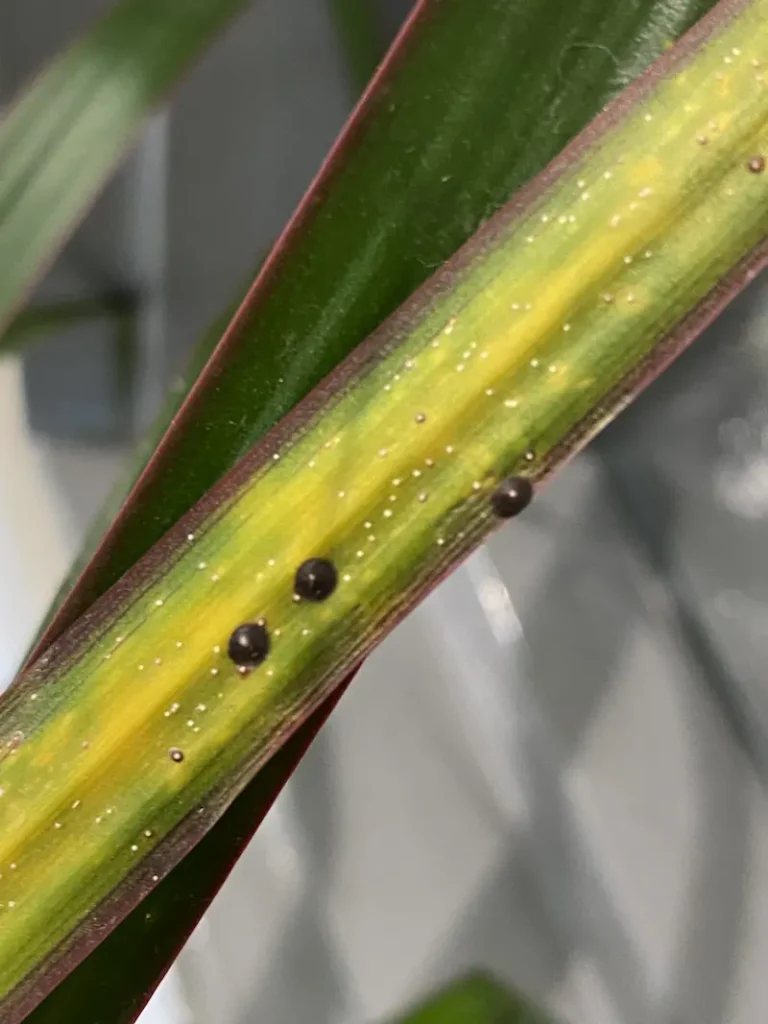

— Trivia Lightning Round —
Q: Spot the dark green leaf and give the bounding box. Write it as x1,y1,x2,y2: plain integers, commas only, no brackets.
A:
29,0,718,1019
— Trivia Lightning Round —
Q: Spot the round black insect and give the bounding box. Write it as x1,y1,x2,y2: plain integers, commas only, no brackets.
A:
294,557,338,602
228,621,270,667
490,476,534,519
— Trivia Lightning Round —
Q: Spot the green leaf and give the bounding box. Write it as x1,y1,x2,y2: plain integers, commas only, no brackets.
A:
0,0,249,337
0,295,134,356
36,0,719,651
23,681,349,1024
328,0,385,93
24,0,719,1019
5,0,767,1014
393,974,551,1023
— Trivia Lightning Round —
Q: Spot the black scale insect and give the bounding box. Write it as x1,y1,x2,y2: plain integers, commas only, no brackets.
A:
225,473,532,670
490,475,533,518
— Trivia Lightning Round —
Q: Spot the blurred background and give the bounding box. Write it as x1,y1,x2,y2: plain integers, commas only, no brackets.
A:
3,2,768,1022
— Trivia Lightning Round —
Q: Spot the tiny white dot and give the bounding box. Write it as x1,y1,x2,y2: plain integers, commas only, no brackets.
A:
581,191,590,201
301,628,310,637
211,668,219,676
445,445,454,454
187,533,195,542
485,388,495,396
383,509,393,518
638,187,652,198
342,574,352,582
272,453,280,462
505,399,518,409
154,658,162,666
197,562,207,570
154,599,164,608
549,364,558,374
210,574,220,583
72,800,80,809
456,363,465,372
54,822,62,829
176,641,183,649
268,559,276,567
472,482,482,491
212,645,220,654
131,845,139,852
610,214,621,227
643,113,653,122
530,358,539,368
562,323,571,332
379,449,388,458
357,550,365,558
338,490,346,499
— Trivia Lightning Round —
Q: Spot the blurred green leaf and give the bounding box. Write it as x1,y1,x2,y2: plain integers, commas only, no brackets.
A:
328,0,385,92
0,294,134,355
27,0,718,1019
393,974,551,1023
0,0,249,337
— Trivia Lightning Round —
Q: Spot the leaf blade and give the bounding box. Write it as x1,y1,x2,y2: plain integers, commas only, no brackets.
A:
4,0,768,1016
24,0,723,1019
0,0,249,337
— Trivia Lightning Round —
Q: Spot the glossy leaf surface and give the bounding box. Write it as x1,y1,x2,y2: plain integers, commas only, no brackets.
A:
26,0,721,1019
4,1,768,1015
